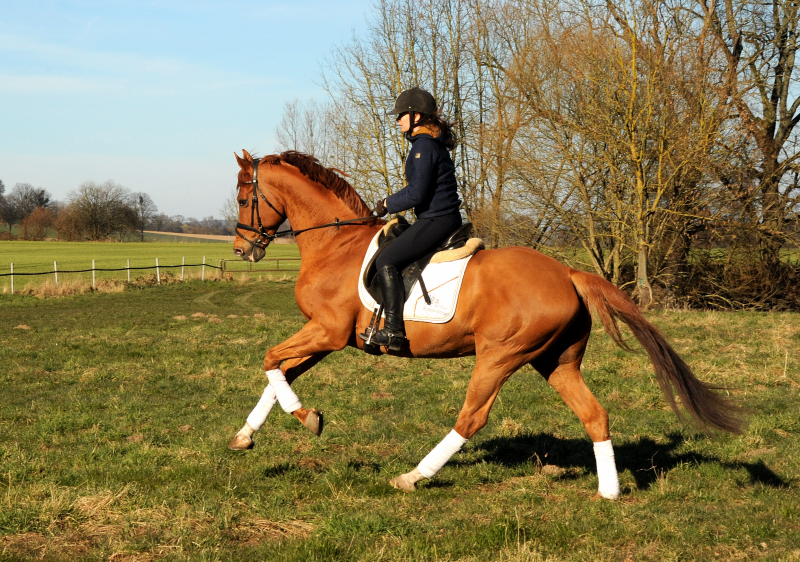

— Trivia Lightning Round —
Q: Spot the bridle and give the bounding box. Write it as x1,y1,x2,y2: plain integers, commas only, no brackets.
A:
235,158,286,250
235,158,377,250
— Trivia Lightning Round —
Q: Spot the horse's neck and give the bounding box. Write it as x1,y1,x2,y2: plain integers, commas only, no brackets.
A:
282,176,376,262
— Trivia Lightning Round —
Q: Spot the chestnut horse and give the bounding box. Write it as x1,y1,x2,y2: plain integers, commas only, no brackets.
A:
227,149,741,498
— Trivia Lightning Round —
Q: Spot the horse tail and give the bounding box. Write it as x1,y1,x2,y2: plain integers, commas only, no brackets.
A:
568,269,744,434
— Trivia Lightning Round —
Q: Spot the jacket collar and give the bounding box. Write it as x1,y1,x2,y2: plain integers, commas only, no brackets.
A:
406,125,440,143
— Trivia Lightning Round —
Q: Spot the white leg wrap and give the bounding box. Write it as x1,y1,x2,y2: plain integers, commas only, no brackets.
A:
593,440,621,499
245,385,278,431
417,430,468,479
266,369,302,413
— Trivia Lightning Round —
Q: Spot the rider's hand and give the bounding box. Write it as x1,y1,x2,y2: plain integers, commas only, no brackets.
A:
372,199,388,217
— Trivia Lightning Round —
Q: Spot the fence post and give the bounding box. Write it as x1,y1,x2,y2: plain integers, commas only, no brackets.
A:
156,258,161,284
220,260,225,278
92,259,96,289
181,256,185,281
54,261,58,288
10,263,13,294
202,256,206,280
127,259,131,283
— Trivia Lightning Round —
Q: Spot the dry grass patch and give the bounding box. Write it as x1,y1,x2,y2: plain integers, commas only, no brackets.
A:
225,518,315,544
73,486,130,519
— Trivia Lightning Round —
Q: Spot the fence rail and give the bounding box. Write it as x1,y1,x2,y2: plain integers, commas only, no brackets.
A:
1,257,301,294
218,258,301,274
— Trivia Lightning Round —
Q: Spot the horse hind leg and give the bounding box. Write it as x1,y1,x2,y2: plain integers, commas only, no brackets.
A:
390,350,521,492
540,359,620,499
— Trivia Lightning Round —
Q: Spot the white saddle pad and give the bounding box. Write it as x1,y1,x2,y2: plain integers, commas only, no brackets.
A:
358,229,475,324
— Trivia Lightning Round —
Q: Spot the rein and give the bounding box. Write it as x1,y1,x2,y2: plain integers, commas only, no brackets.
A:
235,157,375,250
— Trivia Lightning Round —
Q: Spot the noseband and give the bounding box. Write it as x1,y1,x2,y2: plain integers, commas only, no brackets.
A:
235,158,378,250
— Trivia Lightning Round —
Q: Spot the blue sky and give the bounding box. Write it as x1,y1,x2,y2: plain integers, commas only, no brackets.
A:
0,1,368,218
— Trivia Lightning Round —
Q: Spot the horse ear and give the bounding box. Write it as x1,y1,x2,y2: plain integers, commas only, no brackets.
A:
235,152,247,169
242,149,252,162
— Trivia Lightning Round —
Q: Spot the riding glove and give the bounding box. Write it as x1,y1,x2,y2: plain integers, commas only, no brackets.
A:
372,199,388,217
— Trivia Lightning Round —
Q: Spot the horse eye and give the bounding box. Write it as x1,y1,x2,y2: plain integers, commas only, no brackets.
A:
238,199,248,207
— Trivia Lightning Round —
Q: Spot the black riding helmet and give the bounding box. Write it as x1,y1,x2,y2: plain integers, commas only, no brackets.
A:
388,88,437,135
388,87,437,115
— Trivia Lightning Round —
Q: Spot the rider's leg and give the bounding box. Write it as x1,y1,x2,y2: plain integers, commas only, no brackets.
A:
362,212,462,350
363,264,406,349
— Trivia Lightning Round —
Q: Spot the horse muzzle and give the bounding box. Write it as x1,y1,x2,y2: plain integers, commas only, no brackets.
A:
233,244,266,263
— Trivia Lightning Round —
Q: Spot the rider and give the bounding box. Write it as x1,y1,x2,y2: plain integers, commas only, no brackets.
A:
359,87,462,351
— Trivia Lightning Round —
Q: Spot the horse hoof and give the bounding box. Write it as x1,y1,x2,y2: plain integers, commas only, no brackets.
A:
303,408,324,437
227,433,254,450
389,474,417,492
592,491,620,501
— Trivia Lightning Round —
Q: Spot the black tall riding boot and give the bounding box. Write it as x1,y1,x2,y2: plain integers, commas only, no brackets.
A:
360,265,407,351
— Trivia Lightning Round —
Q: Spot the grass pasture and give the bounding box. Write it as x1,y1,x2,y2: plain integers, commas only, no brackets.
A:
1,278,799,561
0,241,300,294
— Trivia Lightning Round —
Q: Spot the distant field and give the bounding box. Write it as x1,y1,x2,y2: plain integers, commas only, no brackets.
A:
0,241,300,292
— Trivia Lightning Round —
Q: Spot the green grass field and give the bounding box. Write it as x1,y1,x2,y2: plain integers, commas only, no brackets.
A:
1,277,799,560
0,241,300,293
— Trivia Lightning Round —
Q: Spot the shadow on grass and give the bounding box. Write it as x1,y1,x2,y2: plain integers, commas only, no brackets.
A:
466,432,790,490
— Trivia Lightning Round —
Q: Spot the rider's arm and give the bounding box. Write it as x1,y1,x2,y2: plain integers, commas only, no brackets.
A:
385,139,437,214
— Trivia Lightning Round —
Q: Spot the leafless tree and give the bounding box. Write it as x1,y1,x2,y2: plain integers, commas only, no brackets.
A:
130,192,158,242
62,181,135,241
2,183,52,231
699,0,800,273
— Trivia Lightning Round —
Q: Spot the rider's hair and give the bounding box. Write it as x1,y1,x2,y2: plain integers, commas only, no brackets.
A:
415,112,457,151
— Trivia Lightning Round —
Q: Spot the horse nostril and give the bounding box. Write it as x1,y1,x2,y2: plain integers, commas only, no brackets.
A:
233,248,243,256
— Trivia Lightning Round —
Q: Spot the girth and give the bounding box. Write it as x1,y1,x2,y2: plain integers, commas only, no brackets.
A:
362,217,475,306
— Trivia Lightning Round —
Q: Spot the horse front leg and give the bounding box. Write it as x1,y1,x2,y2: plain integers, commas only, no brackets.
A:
228,320,346,450
228,352,330,450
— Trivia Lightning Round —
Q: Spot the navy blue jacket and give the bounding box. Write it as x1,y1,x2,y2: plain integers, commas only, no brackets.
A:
385,128,462,218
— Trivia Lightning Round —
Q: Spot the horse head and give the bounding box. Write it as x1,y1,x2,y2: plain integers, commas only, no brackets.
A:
233,150,287,262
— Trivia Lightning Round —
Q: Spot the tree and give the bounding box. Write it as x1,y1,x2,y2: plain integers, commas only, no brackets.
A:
274,99,337,165
2,183,52,231
0,179,8,231
220,188,239,231
62,181,135,240
499,0,726,305
320,0,481,212
20,207,54,241
310,0,800,308
130,192,158,242
699,0,800,274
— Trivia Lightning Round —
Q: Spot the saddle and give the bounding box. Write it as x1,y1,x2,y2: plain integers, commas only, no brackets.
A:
362,216,479,307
